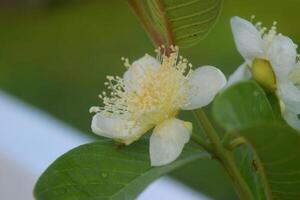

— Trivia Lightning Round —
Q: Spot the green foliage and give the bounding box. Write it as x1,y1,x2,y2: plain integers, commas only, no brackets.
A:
238,148,266,200
3,1,300,200
265,92,284,122
147,0,223,47
241,124,300,200
34,139,208,200
213,81,276,131
213,81,300,200
212,81,273,199
171,158,238,199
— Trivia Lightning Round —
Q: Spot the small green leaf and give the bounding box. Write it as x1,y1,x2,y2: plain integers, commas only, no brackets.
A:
266,91,283,122
213,81,276,131
147,0,223,47
238,147,266,200
34,139,208,200
241,124,300,200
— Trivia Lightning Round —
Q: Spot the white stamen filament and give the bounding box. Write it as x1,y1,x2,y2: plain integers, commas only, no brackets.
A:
91,46,192,125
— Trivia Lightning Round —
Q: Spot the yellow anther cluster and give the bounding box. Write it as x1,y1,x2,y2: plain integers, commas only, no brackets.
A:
91,46,192,126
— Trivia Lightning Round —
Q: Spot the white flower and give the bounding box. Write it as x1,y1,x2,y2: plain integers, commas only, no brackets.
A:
90,46,226,166
228,16,300,131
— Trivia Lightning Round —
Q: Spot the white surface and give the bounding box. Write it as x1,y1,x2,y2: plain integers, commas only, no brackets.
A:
0,91,210,200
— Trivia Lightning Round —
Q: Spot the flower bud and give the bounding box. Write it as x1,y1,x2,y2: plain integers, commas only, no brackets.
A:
251,58,277,91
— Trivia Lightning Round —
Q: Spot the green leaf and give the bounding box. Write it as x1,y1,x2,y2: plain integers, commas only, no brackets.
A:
34,139,208,200
147,0,223,47
240,124,300,200
266,91,284,122
238,147,266,200
213,81,276,131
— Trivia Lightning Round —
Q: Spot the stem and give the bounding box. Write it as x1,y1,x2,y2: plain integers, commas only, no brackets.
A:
220,151,254,200
128,0,164,47
193,110,219,147
191,133,212,153
153,0,175,47
194,109,254,200
228,137,247,150
128,1,252,198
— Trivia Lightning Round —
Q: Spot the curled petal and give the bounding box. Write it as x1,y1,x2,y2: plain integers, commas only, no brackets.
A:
277,80,300,114
226,63,251,87
123,54,160,92
231,16,264,61
181,66,227,110
269,35,297,78
150,118,192,166
91,113,150,145
288,64,300,85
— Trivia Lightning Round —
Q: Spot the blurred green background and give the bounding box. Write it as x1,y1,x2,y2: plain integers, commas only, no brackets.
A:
1,0,300,199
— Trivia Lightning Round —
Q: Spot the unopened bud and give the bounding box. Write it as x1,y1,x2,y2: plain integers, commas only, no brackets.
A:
251,58,277,91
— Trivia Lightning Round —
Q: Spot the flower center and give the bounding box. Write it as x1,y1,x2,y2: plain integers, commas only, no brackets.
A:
91,46,192,126
249,19,278,92
127,49,191,125
251,58,277,91
132,67,185,123
254,20,278,58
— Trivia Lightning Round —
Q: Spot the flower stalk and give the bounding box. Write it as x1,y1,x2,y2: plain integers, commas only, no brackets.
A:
193,109,254,200
191,133,212,153
227,137,247,150
127,2,255,198
128,0,164,47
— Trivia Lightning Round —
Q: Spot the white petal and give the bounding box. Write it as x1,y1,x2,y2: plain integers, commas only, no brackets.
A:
226,63,251,87
269,35,297,78
91,113,150,144
288,64,300,85
150,118,192,166
123,54,160,92
283,111,300,131
277,80,300,114
181,66,227,110
230,16,264,61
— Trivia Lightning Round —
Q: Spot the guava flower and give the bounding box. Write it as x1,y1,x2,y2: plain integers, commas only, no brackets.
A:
90,46,226,166
228,16,300,131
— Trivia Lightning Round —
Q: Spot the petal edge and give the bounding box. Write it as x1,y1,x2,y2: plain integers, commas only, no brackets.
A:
150,118,192,166
91,113,150,145
231,16,263,61
181,66,227,110
226,63,251,88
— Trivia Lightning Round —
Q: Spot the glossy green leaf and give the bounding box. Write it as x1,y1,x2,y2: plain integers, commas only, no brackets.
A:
266,91,284,122
241,124,300,200
34,139,208,200
213,81,276,131
147,0,223,47
238,147,266,200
